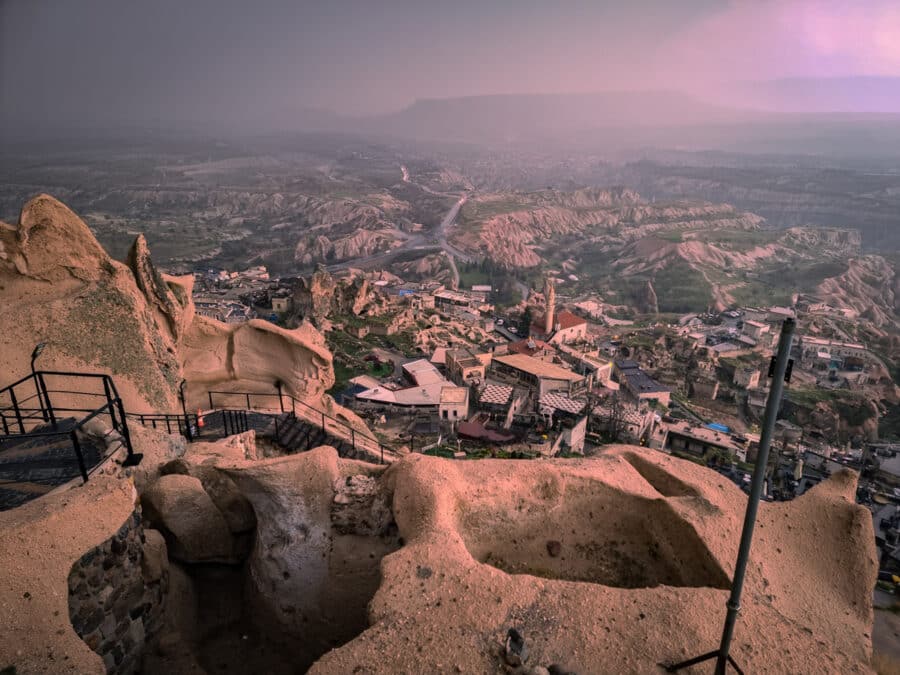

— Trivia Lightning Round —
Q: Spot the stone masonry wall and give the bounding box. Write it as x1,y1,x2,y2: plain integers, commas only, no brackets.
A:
68,509,168,674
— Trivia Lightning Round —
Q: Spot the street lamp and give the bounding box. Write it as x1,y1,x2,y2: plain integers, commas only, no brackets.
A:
31,342,49,423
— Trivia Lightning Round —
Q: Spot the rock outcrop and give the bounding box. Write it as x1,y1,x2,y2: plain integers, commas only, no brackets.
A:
179,316,337,407
0,422,880,674
141,474,240,564
125,233,193,344
138,439,877,674
0,195,184,411
310,447,876,673
291,269,378,325
0,195,360,428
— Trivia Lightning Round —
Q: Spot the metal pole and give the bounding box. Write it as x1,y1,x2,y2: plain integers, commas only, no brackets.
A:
118,399,141,467
31,347,48,423
9,389,24,434
715,318,795,674
180,380,192,442
71,432,89,483
37,373,56,427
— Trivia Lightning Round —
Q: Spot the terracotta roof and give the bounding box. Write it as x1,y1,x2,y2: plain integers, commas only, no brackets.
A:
534,310,586,331
508,338,553,357
555,311,587,329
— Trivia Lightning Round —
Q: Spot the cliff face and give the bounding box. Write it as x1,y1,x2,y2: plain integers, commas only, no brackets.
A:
817,255,899,332
0,195,183,411
0,194,344,417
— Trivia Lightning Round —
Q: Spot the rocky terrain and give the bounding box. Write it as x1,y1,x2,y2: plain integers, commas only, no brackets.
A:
0,431,880,674
448,186,900,318
290,270,382,325
0,194,364,431
0,139,454,273
452,187,763,269
0,192,887,675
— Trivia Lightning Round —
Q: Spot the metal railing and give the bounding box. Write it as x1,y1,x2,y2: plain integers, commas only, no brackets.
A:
207,389,390,464
126,411,197,437
220,410,249,436
0,370,142,482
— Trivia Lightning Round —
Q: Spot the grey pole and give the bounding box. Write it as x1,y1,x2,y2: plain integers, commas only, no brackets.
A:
664,317,796,674
715,317,795,674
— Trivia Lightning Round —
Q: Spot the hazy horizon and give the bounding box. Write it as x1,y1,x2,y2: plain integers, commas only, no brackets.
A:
3,0,900,139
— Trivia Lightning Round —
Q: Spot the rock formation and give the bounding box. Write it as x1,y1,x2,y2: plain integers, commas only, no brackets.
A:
0,417,880,674
0,195,183,411
0,195,357,423
291,269,378,325
452,188,762,269
311,447,876,673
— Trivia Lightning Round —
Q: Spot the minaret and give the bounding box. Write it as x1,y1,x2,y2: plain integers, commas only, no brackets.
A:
544,275,555,335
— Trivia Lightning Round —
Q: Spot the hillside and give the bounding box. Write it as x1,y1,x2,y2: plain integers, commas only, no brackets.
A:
451,187,898,318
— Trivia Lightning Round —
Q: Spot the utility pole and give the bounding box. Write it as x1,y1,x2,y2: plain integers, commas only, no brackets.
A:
666,318,796,675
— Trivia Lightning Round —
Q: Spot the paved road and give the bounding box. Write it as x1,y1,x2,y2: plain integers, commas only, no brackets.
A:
437,195,467,288
327,165,470,287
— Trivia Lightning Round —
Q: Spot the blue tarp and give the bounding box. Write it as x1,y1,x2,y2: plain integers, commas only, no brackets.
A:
706,423,731,433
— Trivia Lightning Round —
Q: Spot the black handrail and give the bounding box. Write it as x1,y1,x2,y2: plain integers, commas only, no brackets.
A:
206,389,390,463
126,411,197,437
0,371,142,484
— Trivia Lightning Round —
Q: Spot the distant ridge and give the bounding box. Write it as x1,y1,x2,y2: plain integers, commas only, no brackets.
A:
355,90,761,142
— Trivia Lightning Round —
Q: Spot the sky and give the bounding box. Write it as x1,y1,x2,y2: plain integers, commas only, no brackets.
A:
2,0,900,136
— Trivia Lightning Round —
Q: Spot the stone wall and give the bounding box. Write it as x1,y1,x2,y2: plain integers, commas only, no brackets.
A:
68,510,168,674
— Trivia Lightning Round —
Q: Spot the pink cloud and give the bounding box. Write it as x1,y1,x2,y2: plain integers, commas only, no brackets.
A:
659,0,900,84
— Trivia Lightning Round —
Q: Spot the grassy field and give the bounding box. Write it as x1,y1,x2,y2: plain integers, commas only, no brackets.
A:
651,260,714,313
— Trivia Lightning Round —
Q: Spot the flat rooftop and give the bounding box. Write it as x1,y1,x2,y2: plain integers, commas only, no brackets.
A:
356,382,445,406
621,369,669,394
479,383,513,406
402,359,446,386
493,354,584,382
448,349,483,369
440,386,469,405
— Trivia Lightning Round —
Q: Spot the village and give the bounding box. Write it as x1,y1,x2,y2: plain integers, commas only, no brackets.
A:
185,262,899,494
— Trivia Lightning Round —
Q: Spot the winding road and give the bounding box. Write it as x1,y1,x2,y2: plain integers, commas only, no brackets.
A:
326,165,470,288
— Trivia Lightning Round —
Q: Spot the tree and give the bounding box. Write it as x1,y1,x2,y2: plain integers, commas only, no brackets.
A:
520,306,534,335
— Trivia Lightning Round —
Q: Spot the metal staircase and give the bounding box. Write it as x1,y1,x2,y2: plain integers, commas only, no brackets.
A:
0,373,393,512
0,371,141,511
